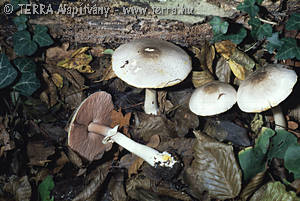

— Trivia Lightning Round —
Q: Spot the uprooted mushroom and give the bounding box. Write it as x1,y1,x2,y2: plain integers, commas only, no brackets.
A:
68,91,178,168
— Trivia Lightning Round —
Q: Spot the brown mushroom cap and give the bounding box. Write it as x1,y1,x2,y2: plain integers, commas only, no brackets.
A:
68,91,114,161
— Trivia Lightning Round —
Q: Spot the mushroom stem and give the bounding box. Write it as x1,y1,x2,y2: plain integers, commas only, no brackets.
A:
272,106,286,130
88,123,176,167
144,88,159,115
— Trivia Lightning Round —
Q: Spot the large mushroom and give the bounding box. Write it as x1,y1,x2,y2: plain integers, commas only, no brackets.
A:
112,38,192,115
237,64,298,130
189,81,237,116
68,91,177,167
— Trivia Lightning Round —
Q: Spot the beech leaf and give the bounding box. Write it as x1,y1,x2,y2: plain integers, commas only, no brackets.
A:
190,131,242,199
250,182,300,201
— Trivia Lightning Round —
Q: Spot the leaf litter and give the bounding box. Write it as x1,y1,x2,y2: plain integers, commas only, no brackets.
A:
0,4,300,201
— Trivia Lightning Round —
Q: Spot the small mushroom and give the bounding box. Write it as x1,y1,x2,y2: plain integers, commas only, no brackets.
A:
189,81,237,116
112,38,192,115
237,64,298,130
68,91,178,167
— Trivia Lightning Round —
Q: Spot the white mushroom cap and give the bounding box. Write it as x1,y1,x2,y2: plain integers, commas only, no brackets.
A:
112,38,192,88
189,81,237,116
237,64,298,113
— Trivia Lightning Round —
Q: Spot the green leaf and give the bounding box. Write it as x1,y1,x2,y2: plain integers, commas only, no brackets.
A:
286,13,300,31
255,127,275,154
209,16,229,35
276,38,300,60
10,0,28,11
13,57,36,73
249,18,272,40
0,54,18,89
13,58,40,96
268,129,297,160
256,0,264,5
237,0,259,17
225,28,247,44
38,175,55,201
103,49,114,55
266,32,284,53
13,15,27,31
284,143,300,179
13,30,37,56
238,127,275,181
33,25,54,47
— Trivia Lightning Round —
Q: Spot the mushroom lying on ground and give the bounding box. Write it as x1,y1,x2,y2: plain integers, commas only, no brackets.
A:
237,64,298,130
68,91,178,168
189,81,237,116
112,38,192,115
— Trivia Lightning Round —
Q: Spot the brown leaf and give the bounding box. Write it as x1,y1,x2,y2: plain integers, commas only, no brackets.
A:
42,69,58,107
110,108,131,135
240,171,266,201
157,91,174,114
46,42,72,66
215,57,231,83
202,42,215,73
27,141,55,166
127,175,193,201
72,162,111,201
289,105,300,121
3,176,31,201
187,131,242,199
288,120,298,130
98,63,116,81
192,71,215,88
90,45,105,57
0,118,15,155
53,151,69,174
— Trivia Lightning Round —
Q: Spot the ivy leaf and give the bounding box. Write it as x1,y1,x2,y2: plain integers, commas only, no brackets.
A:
249,18,272,40
209,16,229,35
286,13,300,31
225,28,247,44
276,38,300,60
284,143,300,179
13,15,27,31
237,0,259,17
13,57,36,73
13,58,40,96
239,127,275,181
38,175,55,201
266,32,284,53
267,129,297,160
0,54,17,89
10,0,28,11
33,25,54,47
13,30,37,56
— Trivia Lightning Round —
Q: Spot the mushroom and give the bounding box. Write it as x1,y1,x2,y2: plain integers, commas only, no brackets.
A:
68,91,177,167
237,64,298,130
189,81,237,116
112,38,192,115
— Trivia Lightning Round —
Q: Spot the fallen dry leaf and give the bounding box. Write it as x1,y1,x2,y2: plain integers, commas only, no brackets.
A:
90,45,106,57
51,73,64,88
0,117,15,156
215,57,231,83
111,108,131,135
57,47,94,73
157,91,174,114
98,63,116,82
3,176,31,201
288,120,298,130
46,42,71,66
27,141,55,166
192,71,214,88
215,40,255,80
53,151,69,174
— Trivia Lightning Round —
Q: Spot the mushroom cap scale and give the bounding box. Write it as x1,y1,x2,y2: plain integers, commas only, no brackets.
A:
112,38,192,88
237,64,298,113
68,91,114,161
189,81,237,116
